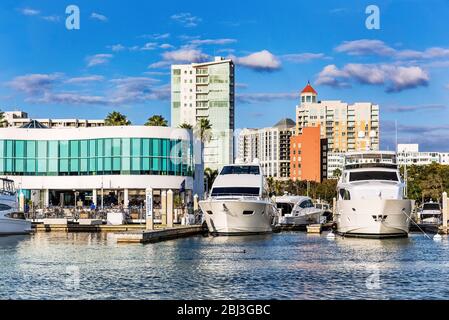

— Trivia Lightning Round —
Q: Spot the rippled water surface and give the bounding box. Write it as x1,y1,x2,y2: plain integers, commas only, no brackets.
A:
1,232,449,300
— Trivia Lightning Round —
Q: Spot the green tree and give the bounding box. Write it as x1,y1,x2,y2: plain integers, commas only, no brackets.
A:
204,168,218,193
145,115,168,127
333,168,342,179
179,123,193,130
104,111,131,126
194,118,212,143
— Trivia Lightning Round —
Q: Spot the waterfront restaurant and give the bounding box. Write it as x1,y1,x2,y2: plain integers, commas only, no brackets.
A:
0,121,203,211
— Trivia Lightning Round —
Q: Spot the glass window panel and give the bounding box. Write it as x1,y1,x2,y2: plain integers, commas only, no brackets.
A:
89,140,96,157
131,139,141,157
121,157,130,172
59,141,68,158
70,140,79,157
15,141,25,157
37,159,46,173
48,159,58,173
59,159,69,173
104,157,112,171
131,157,141,171
153,139,160,156
37,141,47,158
80,140,88,157
6,141,13,158
112,157,121,171
80,159,88,173
142,157,150,171
142,139,150,156
112,139,121,157
122,138,131,157
48,141,58,158
104,139,112,157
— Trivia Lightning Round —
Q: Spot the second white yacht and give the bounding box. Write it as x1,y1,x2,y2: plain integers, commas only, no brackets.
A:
335,151,412,238
199,160,278,235
0,178,32,235
275,195,323,227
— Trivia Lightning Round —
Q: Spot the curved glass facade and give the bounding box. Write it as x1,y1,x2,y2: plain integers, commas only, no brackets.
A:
0,138,193,177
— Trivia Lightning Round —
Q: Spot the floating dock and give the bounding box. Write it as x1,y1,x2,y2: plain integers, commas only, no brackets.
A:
33,222,147,233
114,225,206,244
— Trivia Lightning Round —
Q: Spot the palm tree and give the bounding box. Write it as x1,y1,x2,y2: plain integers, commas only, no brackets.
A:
0,110,6,128
145,115,168,127
104,111,131,126
204,168,218,194
179,123,193,130
194,118,212,143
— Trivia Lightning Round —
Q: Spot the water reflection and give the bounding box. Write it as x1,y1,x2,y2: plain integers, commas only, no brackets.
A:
0,232,448,299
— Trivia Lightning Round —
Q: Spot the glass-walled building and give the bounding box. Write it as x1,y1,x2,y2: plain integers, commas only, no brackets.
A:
0,125,203,209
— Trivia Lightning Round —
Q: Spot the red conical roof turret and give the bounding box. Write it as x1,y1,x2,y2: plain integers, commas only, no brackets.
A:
301,81,317,94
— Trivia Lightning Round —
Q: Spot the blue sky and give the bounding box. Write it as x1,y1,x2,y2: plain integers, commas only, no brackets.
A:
1,0,449,151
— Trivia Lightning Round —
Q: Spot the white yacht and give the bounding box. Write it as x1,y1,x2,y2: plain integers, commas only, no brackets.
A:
0,178,32,235
335,151,412,238
199,160,278,235
418,201,442,225
275,195,323,227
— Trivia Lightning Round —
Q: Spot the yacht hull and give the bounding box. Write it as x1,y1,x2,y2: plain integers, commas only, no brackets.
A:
0,217,32,235
279,210,322,226
199,199,275,235
336,199,412,238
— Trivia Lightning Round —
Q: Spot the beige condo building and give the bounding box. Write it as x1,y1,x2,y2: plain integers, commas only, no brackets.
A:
295,83,380,152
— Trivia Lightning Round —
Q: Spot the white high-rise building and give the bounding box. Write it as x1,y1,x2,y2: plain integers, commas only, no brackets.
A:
238,119,295,180
296,83,380,152
171,57,235,171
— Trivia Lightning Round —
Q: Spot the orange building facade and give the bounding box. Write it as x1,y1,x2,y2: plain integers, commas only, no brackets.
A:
290,126,328,183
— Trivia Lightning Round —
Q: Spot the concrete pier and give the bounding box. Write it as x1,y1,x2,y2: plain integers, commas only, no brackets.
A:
114,225,205,244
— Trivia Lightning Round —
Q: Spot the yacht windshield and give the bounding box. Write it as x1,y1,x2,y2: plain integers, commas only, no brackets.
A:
423,203,440,211
220,166,260,175
349,171,398,182
211,187,260,197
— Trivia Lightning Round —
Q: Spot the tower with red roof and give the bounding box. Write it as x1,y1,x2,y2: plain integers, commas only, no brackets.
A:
300,81,317,105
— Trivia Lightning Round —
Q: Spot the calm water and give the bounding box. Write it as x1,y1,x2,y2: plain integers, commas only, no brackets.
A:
1,231,449,300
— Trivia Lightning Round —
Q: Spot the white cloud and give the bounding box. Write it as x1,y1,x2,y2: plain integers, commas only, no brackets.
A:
9,73,61,95
386,104,447,113
65,75,105,84
237,92,297,103
160,43,175,49
9,73,169,106
230,50,281,71
90,12,108,22
109,44,126,52
189,38,237,46
42,15,60,22
140,33,171,40
282,52,329,63
20,8,40,16
336,39,449,61
171,12,201,27
86,54,113,67
335,39,396,56
316,63,429,92
162,48,209,63
140,42,158,51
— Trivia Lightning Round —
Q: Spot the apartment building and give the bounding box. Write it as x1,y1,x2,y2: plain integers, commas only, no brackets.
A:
171,57,235,171
296,83,380,152
238,118,295,180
